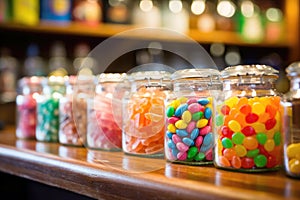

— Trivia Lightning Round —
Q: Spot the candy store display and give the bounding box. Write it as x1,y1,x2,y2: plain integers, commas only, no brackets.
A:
36,75,66,142
282,62,300,178
214,65,283,172
165,69,222,165
122,71,172,157
16,76,44,139
87,73,127,151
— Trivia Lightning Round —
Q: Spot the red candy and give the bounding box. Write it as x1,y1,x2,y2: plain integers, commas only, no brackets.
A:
265,118,276,130
221,105,230,115
241,157,255,169
241,126,256,136
245,113,259,123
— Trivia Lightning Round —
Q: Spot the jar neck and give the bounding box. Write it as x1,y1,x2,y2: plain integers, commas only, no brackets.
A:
289,77,300,91
131,79,171,92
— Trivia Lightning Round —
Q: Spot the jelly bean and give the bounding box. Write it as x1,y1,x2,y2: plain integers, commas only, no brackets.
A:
232,132,245,145
175,129,188,137
200,125,211,136
243,136,258,150
186,121,196,133
166,131,173,139
241,157,255,169
170,99,180,109
195,135,204,147
254,154,267,168
167,140,176,149
231,156,242,169
256,133,267,145
247,149,259,157
252,122,266,133
241,126,256,136
190,128,199,140
252,102,265,115
289,159,300,174
188,103,202,113
195,152,205,161
233,113,247,127
264,139,275,152
205,149,213,161
203,133,213,147
187,98,198,105
265,118,276,130
274,131,281,146
176,142,189,152
183,137,194,146
198,98,209,105
182,110,192,123
258,113,270,123
228,120,241,132
192,112,203,121
167,124,176,133
166,106,175,117
172,134,181,144
215,115,224,126
177,151,187,160
204,107,212,119
236,97,248,108
225,96,239,108
258,144,269,157
178,97,188,103
266,130,275,139
266,155,277,168
222,137,233,148
266,105,277,118
221,126,234,138
168,116,180,124
229,108,239,117
187,146,198,159
234,144,247,157
196,119,208,128
223,148,236,160
174,104,188,117
221,105,230,115
172,148,179,157
246,113,259,124
218,156,231,167
240,104,251,115
175,120,188,129
287,143,300,158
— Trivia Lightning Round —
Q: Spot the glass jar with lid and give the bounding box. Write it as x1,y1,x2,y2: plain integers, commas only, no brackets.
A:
282,62,300,178
87,73,128,151
214,65,282,172
36,75,67,142
122,70,172,157
16,76,44,139
165,68,222,165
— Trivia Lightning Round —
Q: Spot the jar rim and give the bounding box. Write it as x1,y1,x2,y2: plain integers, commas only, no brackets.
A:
128,70,171,81
171,68,220,80
98,73,127,83
221,64,279,78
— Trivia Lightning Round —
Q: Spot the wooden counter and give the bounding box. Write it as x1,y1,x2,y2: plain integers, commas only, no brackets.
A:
0,126,299,200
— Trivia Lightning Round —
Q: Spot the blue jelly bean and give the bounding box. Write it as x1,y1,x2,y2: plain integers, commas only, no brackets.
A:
204,107,212,119
190,128,199,140
183,137,194,146
176,129,188,137
172,148,179,157
198,98,209,105
166,131,173,139
202,132,213,146
200,143,213,152
167,140,176,149
174,104,188,117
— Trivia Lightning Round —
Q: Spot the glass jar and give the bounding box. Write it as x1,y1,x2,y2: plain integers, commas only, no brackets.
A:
214,65,282,172
165,68,222,165
87,73,127,151
16,76,44,139
122,70,171,157
36,75,66,142
282,62,300,178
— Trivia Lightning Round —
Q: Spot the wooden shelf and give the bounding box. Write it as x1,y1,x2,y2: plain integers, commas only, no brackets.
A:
0,22,291,48
0,126,299,200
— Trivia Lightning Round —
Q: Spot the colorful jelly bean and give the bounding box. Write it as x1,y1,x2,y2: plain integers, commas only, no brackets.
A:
215,96,282,171
165,96,214,164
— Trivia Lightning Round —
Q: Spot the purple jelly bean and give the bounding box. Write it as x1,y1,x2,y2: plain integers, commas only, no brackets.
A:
200,125,211,135
176,142,189,152
187,98,198,105
172,134,181,144
186,121,196,133
195,135,203,147
168,116,180,124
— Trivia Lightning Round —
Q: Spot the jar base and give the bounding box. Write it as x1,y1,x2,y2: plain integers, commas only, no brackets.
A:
167,160,214,166
214,165,282,173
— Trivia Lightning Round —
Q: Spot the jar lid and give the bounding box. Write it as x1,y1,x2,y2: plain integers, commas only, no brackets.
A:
171,68,220,80
128,71,171,81
221,64,279,78
286,62,300,77
98,73,127,82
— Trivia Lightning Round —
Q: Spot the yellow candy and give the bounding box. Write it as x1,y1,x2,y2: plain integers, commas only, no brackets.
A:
175,120,188,129
259,97,271,107
197,119,208,128
264,139,275,152
266,130,275,139
225,96,239,108
178,97,188,103
234,144,247,157
252,122,266,133
289,159,300,174
170,99,181,109
167,124,176,133
182,110,192,124
252,102,265,115
287,143,300,159
228,120,241,132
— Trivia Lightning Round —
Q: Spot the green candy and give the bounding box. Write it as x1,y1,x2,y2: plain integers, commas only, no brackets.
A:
256,133,267,145
247,149,259,158
222,137,233,148
215,115,224,126
166,106,175,117
232,132,245,145
192,111,203,121
274,131,281,146
187,146,198,159
194,152,205,161
254,154,267,168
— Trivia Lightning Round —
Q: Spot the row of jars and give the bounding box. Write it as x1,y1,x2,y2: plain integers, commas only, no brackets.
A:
15,63,300,178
